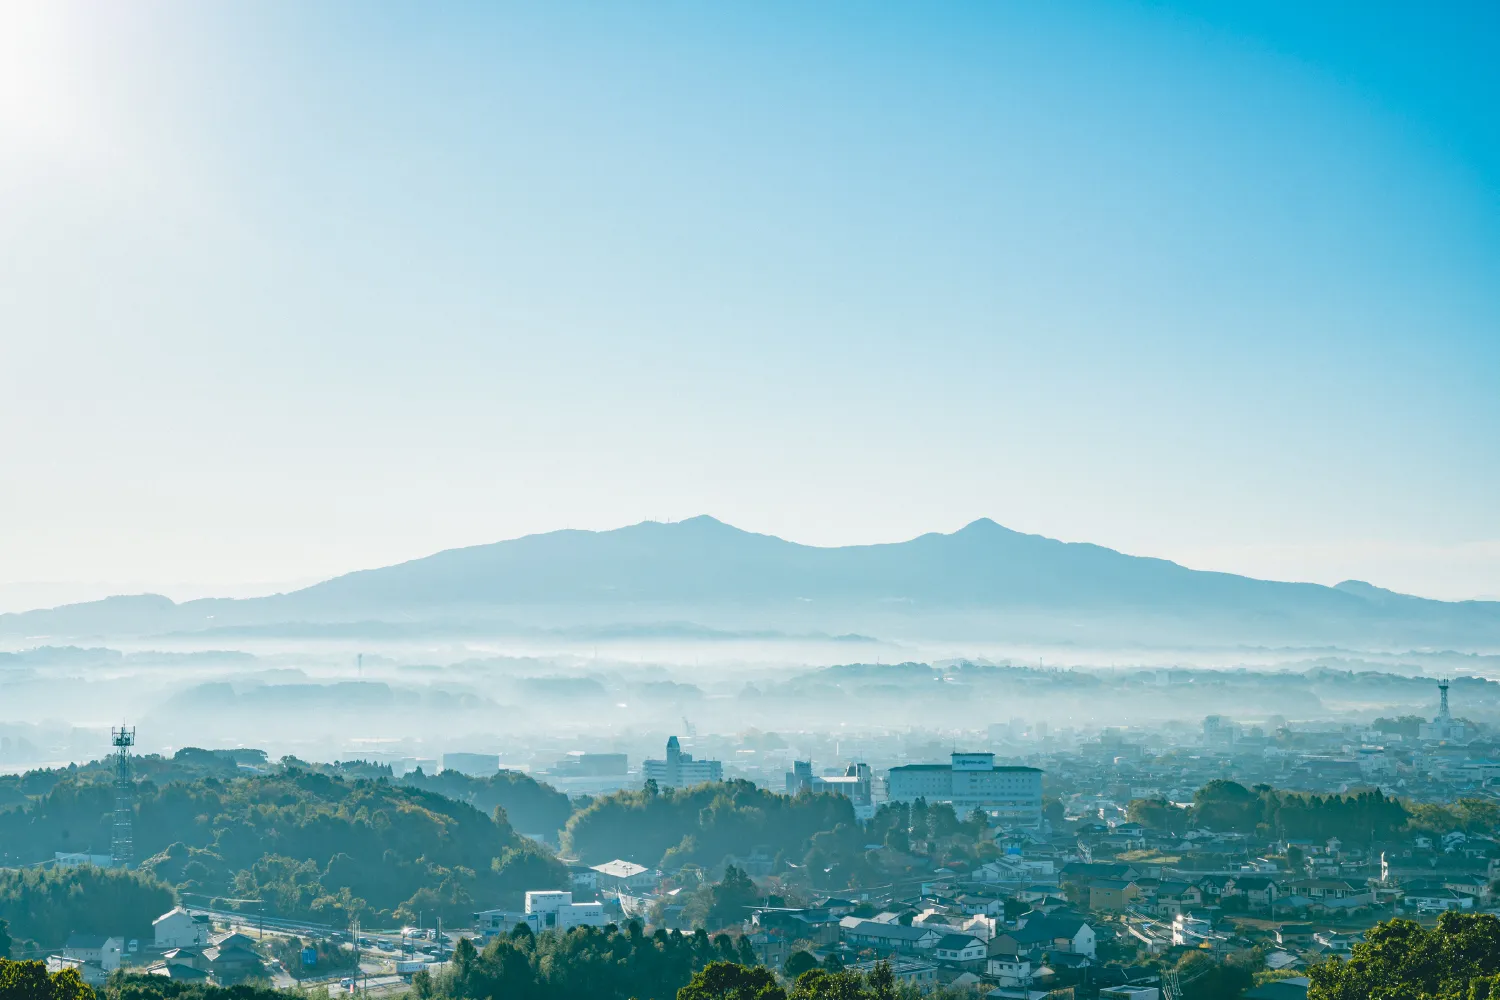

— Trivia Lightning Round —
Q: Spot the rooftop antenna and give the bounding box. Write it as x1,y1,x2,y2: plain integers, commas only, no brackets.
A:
111,725,136,868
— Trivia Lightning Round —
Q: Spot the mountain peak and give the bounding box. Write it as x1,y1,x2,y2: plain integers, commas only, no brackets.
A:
4,517,1496,646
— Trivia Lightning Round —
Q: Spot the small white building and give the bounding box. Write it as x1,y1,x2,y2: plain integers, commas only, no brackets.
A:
934,934,987,964
154,907,211,950
53,852,115,869
48,956,110,988
986,954,1032,987
525,891,605,930
1100,988,1160,1000
474,891,605,938
55,933,123,983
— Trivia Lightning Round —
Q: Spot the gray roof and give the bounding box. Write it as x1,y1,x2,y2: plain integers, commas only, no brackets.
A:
935,934,984,950
842,919,939,942
64,933,118,950
1245,978,1309,1000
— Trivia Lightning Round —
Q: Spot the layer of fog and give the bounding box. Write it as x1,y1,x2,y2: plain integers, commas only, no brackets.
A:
4,628,1496,779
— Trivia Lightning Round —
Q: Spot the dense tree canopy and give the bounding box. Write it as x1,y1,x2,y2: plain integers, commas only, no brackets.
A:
0,960,94,1000
562,781,855,870
677,962,785,1000
680,867,762,933
0,868,174,950
103,976,292,1000
1126,798,1189,834
0,764,565,928
400,770,574,840
416,922,753,1000
1309,913,1500,1000
1174,952,1255,1000
1130,782,1414,841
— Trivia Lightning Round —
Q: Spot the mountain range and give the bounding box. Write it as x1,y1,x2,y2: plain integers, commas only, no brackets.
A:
3,516,1498,648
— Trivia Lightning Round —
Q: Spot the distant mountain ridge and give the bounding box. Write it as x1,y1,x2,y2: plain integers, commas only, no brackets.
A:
3,516,1498,646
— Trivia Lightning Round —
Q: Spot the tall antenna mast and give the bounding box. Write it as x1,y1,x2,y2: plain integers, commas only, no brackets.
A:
111,725,136,868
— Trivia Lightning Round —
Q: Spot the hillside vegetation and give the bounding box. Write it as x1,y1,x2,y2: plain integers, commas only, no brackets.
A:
0,755,566,928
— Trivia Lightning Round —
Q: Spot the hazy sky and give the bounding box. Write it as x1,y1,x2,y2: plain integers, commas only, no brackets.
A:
2,2,1498,610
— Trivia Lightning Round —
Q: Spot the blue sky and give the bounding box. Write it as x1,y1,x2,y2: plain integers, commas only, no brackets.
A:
0,1,1496,607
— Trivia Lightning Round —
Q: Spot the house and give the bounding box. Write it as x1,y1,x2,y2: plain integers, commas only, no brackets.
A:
1196,875,1232,901
1284,879,1373,909
1032,914,1096,959
154,907,211,949
934,934,987,966
1442,874,1491,902
957,894,1006,917
1152,882,1202,916
62,934,123,972
986,954,1032,987
47,956,109,988
1264,951,1306,973
753,907,842,946
146,961,212,983
206,933,266,984
978,856,1057,883
590,859,661,893
743,930,791,969
1089,880,1141,912
992,914,1096,960
1311,932,1354,959
160,946,210,971
838,917,943,954
1226,877,1279,909
1401,884,1475,912
1275,924,1313,948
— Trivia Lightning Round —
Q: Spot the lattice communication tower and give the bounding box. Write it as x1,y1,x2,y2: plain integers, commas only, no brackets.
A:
111,726,135,868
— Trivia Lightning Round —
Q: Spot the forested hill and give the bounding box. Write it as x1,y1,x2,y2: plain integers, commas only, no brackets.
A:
5,517,1499,646
0,754,568,929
